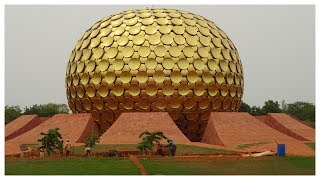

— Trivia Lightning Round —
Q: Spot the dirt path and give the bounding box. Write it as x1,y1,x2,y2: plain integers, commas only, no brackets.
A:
129,156,147,175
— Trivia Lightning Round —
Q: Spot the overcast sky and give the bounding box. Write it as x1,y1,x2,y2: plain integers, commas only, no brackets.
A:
5,5,315,109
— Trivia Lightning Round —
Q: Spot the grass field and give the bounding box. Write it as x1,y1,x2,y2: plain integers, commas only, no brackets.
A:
140,156,315,175
5,157,140,175
5,156,315,175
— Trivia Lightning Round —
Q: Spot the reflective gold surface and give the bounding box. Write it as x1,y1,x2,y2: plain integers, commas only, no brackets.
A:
66,8,244,141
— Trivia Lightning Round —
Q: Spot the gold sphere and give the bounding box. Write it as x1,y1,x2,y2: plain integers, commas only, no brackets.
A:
65,8,244,141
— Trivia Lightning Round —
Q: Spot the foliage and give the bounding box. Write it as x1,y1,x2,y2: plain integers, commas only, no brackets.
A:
238,102,251,112
37,128,63,156
24,103,69,117
262,100,282,114
250,106,265,116
85,134,100,148
137,131,168,153
282,101,315,122
5,105,22,124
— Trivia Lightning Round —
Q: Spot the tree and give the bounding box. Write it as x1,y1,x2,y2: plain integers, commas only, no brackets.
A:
238,102,251,113
250,106,265,116
5,105,22,124
262,100,282,114
24,103,69,117
85,133,100,148
38,128,63,156
283,101,315,122
137,131,168,154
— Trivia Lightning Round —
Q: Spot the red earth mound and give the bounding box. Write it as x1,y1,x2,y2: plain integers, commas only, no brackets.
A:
6,113,99,155
98,112,191,144
202,112,314,156
5,115,50,141
259,113,315,142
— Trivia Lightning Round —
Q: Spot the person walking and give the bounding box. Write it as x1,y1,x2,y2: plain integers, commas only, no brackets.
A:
65,139,72,157
167,139,176,156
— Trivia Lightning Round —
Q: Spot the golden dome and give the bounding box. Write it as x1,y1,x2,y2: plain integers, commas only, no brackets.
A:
65,8,244,141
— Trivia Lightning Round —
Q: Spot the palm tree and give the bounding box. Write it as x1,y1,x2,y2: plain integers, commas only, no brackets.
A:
137,131,168,154
38,128,63,156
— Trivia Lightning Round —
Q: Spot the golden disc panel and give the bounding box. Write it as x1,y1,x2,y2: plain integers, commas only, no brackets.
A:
112,84,124,96
98,85,109,97
97,59,109,71
216,72,225,84
86,85,96,97
123,98,134,109
92,72,102,84
66,8,244,142
183,46,194,58
212,97,222,109
145,58,157,69
76,86,85,98
112,59,124,70
120,71,132,83
128,84,140,96
128,58,141,70
139,98,151,109
136,71,148,83
170,71,182,83
106,97,118,110
105,72,116,83
208,84,219,96
199,98,210,109
117,36,129,46
177,59,189,69
145,84,158,96
220,84,229,97
162,84,174,96
122,47,134,57
162,58,174,69
101,110,114,122
183,98,196,109
154,46,167,57
154,71,166,83
202,72,213,83
194,59,205,70
178,84,190,96
148,35,161,45
169,46,181,57
223,98,232,110
194,84,205,96
93,98,104,110
155,97,167,109
187,71,198,83
138,46,151,57
170,97,181,108
82,98,92,110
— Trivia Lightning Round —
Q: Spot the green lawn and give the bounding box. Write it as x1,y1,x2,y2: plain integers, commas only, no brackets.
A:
237,142,269,149
6,155,315,175
5,157,140,175
140,156,315,175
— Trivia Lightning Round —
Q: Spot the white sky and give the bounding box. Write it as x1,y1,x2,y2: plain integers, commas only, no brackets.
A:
5,5,315,108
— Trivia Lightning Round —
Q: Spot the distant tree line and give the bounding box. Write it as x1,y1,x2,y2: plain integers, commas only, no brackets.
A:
239,100,315,122
5,103,69,124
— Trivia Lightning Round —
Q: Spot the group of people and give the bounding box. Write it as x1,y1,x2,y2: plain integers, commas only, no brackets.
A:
59,139,72,157
156,139,177,156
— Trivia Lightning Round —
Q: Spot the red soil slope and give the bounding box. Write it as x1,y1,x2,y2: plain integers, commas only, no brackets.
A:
202,112,314,156
6,113,99,148
99,112,190,144
265,113,315,142
6,115,38,137
6,116,50,141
